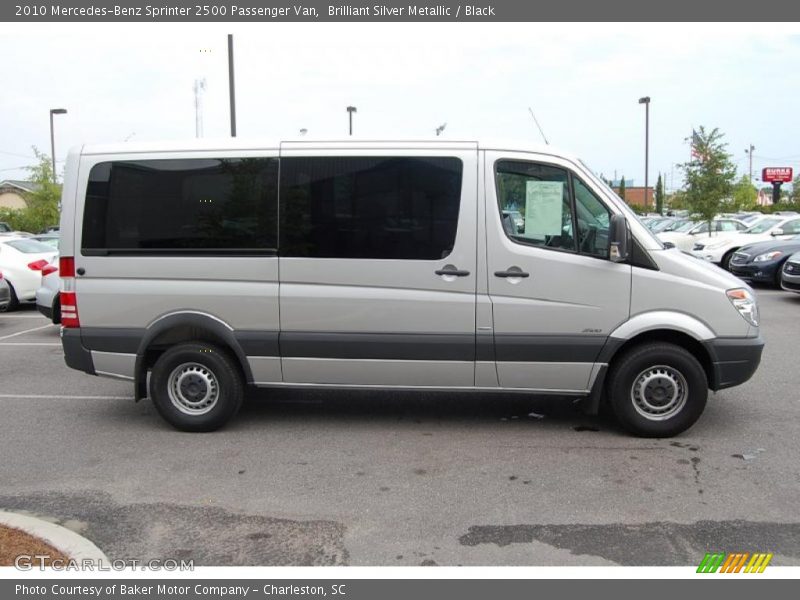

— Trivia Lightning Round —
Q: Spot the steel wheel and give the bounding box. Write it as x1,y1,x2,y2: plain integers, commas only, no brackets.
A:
630,365,688,421
167,362,220,416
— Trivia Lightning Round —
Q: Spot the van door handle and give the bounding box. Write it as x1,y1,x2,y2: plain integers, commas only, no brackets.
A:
435,265,470,277
494,268,530,278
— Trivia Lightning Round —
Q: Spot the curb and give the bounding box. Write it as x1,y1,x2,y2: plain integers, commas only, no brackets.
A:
0,510,108,563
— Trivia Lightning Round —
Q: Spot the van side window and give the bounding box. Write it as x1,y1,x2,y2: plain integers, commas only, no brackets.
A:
572,177,611,258
279,157,462,259
82,158,278,253
495,161,612,259
495,161,576,252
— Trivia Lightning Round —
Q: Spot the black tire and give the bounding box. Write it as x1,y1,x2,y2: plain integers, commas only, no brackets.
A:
5,282,19,311
720,250,736,271
52,294,61,324
606,342,708,438
774,262,786,288
149,342,243,432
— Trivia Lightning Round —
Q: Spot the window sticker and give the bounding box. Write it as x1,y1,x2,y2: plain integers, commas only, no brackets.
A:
525,181,563,238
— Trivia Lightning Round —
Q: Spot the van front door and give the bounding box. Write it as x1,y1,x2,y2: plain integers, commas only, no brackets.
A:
278,143,478,387
485,152,632,392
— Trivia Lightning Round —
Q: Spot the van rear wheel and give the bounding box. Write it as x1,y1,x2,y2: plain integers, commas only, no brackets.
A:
607,342,707,437
149,342,243,432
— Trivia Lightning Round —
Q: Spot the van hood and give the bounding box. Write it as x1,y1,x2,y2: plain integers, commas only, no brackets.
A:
651,247,750,291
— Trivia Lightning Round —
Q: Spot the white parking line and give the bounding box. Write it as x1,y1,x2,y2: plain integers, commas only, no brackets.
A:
0,315,49,319
0,324,56,340
0,394,132,400
0,343,61,346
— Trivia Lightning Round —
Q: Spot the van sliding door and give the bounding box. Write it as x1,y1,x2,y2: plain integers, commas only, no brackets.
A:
277,142,479,387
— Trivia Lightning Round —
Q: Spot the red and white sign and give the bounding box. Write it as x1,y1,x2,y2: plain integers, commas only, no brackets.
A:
762,167,793,183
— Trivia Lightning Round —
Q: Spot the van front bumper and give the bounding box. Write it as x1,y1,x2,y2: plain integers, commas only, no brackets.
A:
61,327,95,375
704,335,764,391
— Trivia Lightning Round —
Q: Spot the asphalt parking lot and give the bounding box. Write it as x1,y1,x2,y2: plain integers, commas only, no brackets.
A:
1,289,799,567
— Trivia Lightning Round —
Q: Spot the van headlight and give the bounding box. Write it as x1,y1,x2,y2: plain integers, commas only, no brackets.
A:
726,288,759,327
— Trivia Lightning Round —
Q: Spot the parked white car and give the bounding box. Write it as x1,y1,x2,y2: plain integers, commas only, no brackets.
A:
690,215,800,270
36,267,61,323
657,218,748,252
0,237,58,310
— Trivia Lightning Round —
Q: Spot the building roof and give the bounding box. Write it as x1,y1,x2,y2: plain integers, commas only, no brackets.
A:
0,180,39,193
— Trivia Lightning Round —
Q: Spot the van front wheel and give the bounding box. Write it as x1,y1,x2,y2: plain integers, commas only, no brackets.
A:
607,343,707,437
149,342,243,432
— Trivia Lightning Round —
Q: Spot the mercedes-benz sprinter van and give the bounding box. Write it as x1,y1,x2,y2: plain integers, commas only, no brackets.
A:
58,139,764,437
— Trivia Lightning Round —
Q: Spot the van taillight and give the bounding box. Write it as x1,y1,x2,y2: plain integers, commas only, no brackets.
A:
59,257,75,277
59,256,79,328
60,291,80,328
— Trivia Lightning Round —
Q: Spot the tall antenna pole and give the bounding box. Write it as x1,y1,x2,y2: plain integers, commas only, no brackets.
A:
528,107,549,145
228,34,237,137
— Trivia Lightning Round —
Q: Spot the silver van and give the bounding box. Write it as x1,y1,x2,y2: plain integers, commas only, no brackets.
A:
58,139,763,436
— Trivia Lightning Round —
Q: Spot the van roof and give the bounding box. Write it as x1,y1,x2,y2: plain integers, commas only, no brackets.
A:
76,138,579,160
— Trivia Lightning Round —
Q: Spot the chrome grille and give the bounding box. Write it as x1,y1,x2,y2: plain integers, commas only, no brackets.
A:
730,252,749,265
784,261,800,274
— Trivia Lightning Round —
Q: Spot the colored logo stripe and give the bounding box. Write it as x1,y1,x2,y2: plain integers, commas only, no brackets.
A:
697,553,726,573
745,553,773,573
697,552,772,573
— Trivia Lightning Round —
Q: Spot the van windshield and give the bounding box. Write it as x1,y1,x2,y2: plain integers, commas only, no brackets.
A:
579,162,664,248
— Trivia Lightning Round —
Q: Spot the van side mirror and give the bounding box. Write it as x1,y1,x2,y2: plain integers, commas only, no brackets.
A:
609,214,630,262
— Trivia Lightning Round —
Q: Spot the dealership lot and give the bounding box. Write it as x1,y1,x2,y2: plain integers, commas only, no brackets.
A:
1,289,799,566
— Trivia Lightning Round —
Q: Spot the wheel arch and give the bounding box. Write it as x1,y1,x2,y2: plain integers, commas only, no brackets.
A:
583,314,717,415
602,329,714,388
133,312,253,400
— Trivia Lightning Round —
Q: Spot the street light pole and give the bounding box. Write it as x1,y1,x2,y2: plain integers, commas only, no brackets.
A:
228,34,237,137
638,97,651,211
346,106,357,136
49,108,67,183
745,144,755,182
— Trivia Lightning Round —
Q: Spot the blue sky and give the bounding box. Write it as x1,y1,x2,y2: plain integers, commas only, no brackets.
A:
1,24,798,191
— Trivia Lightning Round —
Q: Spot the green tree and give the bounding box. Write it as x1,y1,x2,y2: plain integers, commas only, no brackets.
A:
655,173,664,215
2,148,62,234
680,127,736,235
618,176,626,202
791,175,800,203
730,175,757,212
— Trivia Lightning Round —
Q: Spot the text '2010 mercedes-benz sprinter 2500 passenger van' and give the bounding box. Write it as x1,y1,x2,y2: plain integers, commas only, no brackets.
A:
58,139,764,437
